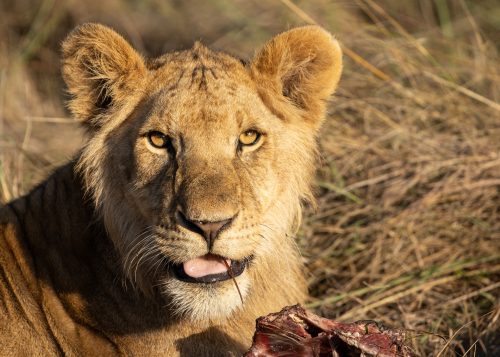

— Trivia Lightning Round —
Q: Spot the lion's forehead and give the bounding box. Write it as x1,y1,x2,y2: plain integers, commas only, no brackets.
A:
144,53,268,136
149,43,252,94
145,91,258,141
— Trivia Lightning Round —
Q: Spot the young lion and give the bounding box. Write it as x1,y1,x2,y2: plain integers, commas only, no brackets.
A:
0,24,342,356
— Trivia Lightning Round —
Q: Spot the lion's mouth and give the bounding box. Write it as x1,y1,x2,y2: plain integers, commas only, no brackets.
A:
173,253,247,283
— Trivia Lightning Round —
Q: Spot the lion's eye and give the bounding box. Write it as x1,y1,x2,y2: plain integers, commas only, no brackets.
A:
239,130,261,146
147,131,169,149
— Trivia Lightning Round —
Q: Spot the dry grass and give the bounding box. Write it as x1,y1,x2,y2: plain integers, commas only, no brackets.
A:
1,0,499,355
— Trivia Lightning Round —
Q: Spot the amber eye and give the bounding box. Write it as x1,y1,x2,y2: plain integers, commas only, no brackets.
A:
147,131,169,149
239,130,261,146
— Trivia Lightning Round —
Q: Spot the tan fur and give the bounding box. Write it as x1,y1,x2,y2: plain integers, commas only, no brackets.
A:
0,23,342,356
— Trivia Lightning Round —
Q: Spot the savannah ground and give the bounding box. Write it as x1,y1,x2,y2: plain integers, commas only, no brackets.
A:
0,0,498,355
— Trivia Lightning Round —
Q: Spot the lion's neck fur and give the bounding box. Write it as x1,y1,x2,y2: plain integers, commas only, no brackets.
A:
0,160,307,355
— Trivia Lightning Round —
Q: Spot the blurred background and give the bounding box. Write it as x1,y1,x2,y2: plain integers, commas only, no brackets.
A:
0,0,499,355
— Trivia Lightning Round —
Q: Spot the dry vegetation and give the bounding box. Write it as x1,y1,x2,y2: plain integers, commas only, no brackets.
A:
0,0,499,355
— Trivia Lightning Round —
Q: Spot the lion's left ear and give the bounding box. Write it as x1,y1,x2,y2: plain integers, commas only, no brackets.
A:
250,26,342,129
62,23,146,129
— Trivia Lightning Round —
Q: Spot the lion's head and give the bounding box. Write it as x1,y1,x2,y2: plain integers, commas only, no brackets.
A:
62,23,342,322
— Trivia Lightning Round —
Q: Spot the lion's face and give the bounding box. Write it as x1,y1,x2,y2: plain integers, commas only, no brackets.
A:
111,53,301,319
62,24,342,321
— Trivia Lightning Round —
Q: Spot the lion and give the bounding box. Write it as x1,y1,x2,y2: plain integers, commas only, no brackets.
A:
0,23,342,356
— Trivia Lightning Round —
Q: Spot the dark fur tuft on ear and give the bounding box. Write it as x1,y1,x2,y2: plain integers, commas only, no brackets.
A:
251,26,342,129
61,23,146,128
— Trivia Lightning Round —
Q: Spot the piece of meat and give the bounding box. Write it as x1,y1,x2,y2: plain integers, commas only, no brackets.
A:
244,305,419,357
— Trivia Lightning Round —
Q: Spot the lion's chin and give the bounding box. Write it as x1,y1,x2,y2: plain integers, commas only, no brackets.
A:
161,272,250,322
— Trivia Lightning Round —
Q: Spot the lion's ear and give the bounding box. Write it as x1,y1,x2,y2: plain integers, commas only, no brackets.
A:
251,26,342,129
62,23,146,128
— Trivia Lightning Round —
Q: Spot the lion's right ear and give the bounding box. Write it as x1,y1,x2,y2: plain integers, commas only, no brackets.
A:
250,26,342,130
62,23,146,128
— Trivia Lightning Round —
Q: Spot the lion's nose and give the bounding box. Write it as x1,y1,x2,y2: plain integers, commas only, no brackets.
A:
193,219,232,244
177,211,234,248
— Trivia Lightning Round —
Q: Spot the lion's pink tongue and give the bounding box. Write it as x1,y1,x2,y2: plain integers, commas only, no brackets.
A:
183,254,230,278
